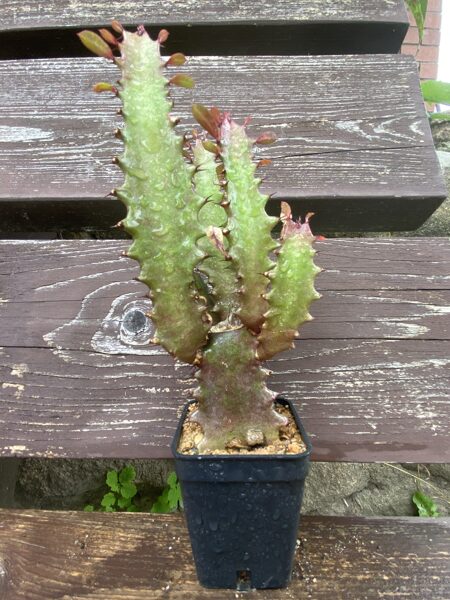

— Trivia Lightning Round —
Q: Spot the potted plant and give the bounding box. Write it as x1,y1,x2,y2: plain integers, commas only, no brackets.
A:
79,23,321,590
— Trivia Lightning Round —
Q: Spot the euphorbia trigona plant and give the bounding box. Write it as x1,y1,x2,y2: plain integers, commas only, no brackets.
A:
78,23,321,453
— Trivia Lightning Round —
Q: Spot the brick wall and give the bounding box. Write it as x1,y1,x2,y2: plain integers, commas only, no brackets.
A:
401,0,442,80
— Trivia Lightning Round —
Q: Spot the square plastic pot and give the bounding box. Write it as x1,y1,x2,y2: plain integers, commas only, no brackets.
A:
171,397,312,589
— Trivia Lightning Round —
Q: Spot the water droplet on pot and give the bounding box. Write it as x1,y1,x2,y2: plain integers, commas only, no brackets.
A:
243,552,250,561
194,515,202,525
209,519,218,531
273,508,281,520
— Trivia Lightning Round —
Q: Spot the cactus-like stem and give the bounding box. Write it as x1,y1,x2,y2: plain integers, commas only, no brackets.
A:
220,116,278,333
193,140,240,323
113,28,211,363
257,203,321,361
80,27,322,453
191,328,287,451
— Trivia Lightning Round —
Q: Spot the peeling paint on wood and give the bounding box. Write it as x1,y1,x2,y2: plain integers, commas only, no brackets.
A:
0,511,448,599
0,239,449,461
0,55,444,232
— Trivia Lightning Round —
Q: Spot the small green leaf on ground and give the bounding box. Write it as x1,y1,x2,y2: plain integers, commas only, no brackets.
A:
106,470,120,492
412,491,439,517
150,471,183,513
117,496,132,509
84,504,95,512
101,492,117,508
120,481,138,499
119,466,136,484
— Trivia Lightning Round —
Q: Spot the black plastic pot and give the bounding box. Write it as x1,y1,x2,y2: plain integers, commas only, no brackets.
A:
171,397,312,590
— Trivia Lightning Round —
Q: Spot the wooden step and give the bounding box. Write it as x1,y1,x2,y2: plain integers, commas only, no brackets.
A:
0,510,448,598
1,238,449,462
0,55,444,233
0,1,408,58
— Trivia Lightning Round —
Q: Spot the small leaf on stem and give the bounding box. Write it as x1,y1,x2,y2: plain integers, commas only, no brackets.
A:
257,158,272,168
166,52,187,66
192,104,220,140
77,30,114,59
157,29,170,44
169,74,195,88
255,131,277,145
98,28,118,46
92,82,117,93
111,20,124,33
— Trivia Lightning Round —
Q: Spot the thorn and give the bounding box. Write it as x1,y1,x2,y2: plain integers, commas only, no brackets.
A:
137,24,146,37
114,128,122,139
112,220,123,228
150,337,160,345
170,116,181,126
220,200,230,207
116,108,123,115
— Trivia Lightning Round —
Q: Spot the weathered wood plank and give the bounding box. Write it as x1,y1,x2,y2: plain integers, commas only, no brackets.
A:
0,239,449,462
0,55,445,232
0,1,408,58
0,511,448,599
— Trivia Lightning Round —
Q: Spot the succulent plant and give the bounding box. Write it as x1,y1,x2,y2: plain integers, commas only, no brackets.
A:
79,24,321,452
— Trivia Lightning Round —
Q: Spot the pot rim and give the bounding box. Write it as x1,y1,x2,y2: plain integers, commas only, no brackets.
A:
171,396,312,462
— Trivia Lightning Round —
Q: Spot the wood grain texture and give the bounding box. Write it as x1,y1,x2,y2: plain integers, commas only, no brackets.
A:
0,1,408,58
0,511,448,599
0,239,449,462
0,55,445,233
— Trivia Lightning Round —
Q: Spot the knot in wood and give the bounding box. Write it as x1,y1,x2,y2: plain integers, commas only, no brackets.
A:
122,308,148,336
